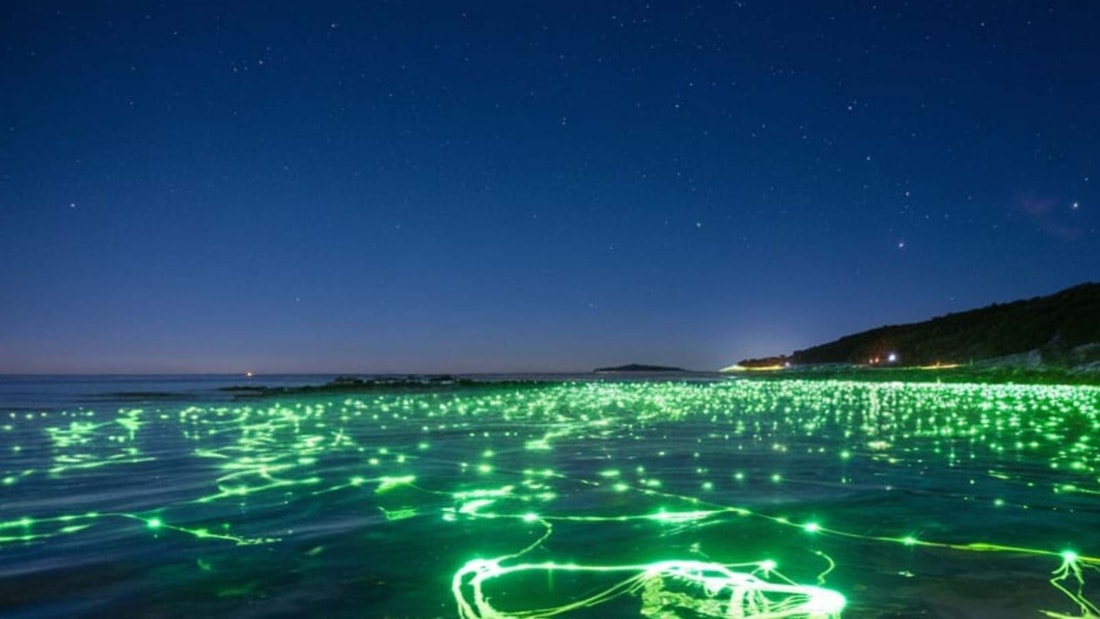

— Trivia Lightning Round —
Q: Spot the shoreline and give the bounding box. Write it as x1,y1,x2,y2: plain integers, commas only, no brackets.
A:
217,365,1100,399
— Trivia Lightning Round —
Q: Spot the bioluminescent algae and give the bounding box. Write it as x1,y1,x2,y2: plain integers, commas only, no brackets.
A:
3,380,1098,617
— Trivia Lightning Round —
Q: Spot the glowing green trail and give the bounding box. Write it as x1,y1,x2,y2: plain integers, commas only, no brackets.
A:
2,379,1099,616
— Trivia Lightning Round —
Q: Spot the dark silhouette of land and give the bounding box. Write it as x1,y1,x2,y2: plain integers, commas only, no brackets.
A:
738,282,1100,372
593,363,689,373
220,375,542,398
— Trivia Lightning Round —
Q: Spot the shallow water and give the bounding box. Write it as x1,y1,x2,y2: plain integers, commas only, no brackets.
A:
1,376,1098,618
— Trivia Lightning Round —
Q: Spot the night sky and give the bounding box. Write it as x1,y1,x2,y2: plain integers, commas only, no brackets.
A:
2,2,1097,374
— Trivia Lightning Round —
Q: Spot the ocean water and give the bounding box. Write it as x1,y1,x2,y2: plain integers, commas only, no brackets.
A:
1,375,1099,618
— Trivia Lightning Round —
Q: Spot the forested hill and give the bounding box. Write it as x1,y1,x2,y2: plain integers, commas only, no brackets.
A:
777,283,1100,367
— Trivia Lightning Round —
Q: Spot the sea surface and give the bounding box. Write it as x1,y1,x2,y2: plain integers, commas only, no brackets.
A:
2,374,1099,618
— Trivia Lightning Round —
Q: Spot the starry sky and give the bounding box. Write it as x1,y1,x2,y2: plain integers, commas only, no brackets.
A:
1,1,1097,374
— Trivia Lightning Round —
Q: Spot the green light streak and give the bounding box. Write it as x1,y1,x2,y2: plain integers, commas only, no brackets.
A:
0,511,274,546
453,556,845,619
3,379,1099,616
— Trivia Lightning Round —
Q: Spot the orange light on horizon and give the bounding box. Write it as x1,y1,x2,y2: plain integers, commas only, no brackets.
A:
916,362,962,370
721,364,787,373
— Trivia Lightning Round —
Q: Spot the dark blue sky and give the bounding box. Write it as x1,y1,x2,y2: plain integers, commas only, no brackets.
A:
2,1,1097,373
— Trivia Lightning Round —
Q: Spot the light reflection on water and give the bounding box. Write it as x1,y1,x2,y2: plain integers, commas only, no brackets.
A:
1,377,1098,618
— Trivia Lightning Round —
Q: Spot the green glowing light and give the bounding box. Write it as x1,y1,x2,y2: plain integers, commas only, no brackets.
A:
453,557,844,619
376,475,415,493
380,507,417,521
4,378,1100,616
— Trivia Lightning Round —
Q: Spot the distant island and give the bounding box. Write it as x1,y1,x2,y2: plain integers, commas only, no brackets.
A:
730,282,1100,374
220,375,546,398
593,363,689,373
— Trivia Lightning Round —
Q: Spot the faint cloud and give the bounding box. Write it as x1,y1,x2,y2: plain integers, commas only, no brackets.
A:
1014,193,1083,240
